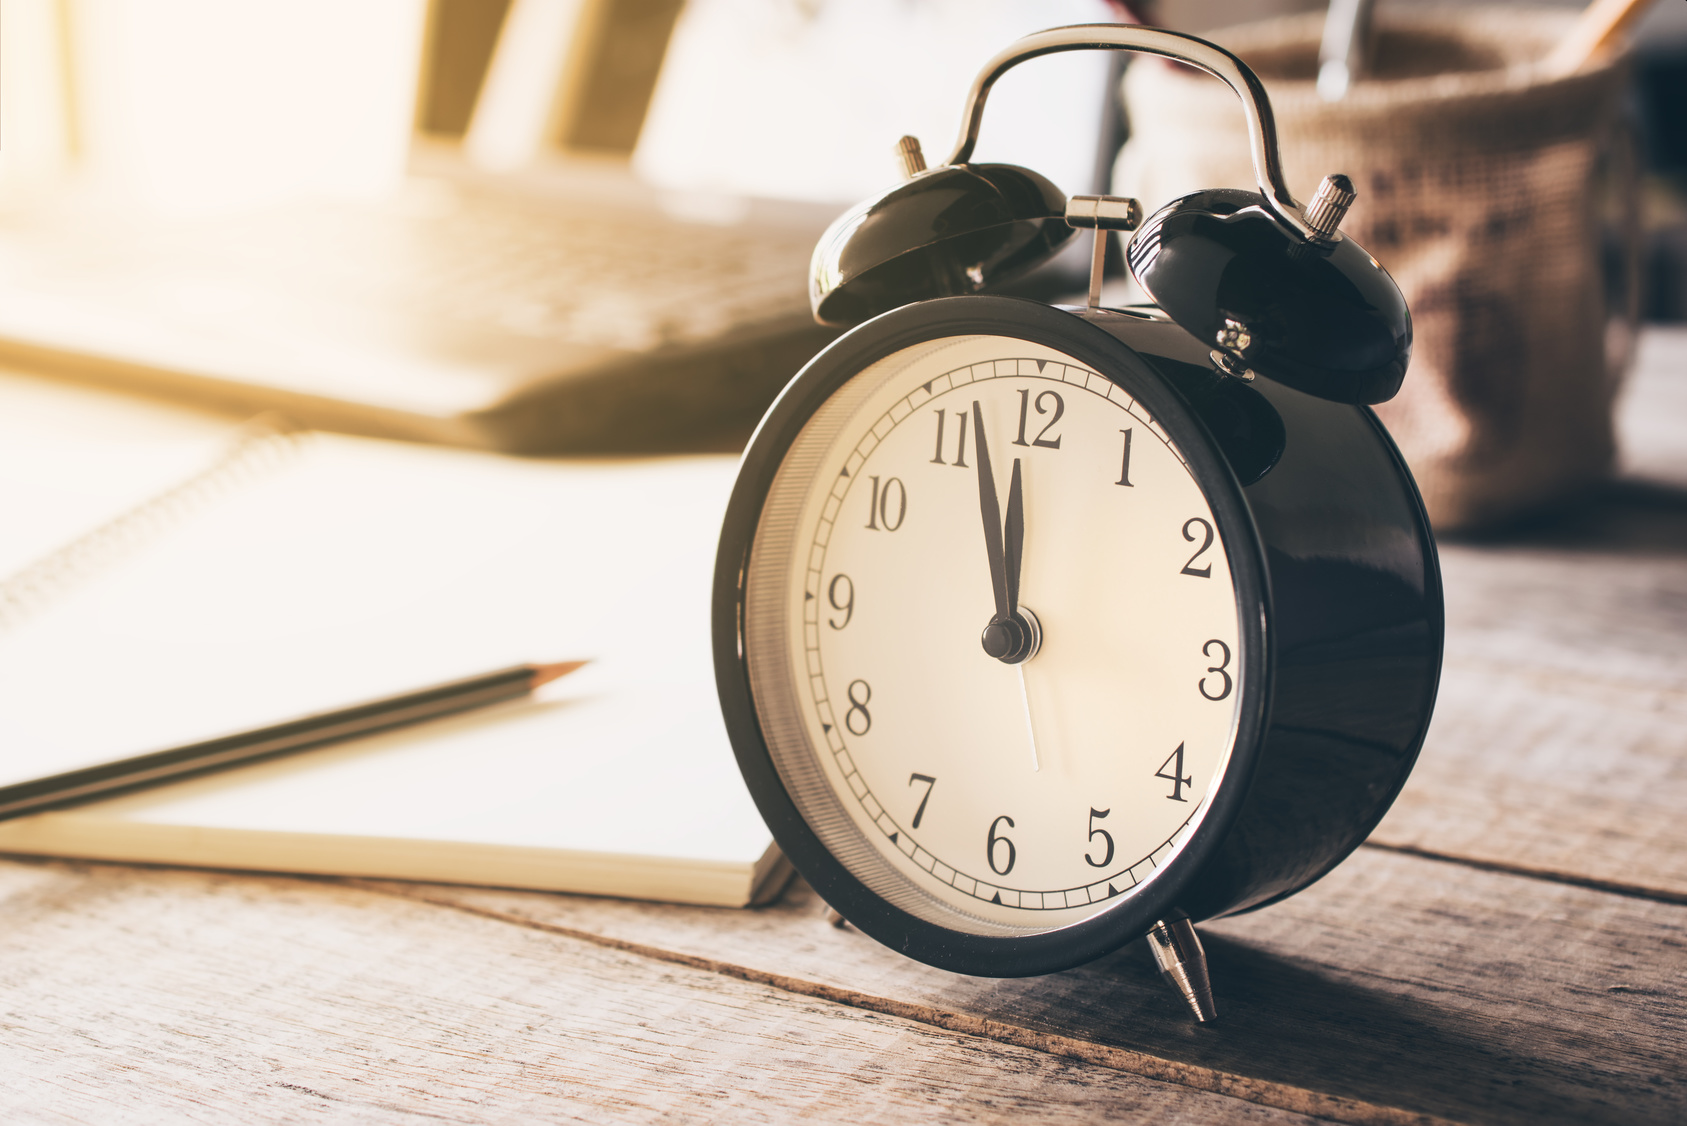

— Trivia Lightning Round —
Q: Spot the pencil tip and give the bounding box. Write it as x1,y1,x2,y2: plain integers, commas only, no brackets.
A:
530,659,589,688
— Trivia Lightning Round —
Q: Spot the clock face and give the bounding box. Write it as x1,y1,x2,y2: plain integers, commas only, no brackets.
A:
741,332,1245,934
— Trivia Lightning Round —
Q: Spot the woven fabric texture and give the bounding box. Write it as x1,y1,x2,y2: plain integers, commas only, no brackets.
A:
1114,9,1638,529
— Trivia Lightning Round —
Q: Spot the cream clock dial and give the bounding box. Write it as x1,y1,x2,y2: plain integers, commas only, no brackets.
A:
716,21,1439,1017
744,335,1242,932
717,293,1439,1003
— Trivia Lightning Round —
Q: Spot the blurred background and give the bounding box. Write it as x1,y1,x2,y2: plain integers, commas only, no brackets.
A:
0,0,1678,526
5,0,1677,303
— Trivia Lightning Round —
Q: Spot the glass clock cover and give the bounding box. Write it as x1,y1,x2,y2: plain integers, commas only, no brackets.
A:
741,333,1246,933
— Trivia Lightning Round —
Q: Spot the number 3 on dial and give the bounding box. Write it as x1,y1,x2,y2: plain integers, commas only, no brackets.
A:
1199,639,1232,701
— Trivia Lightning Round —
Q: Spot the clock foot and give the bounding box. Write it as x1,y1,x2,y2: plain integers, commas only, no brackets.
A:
1147,916,1217,1023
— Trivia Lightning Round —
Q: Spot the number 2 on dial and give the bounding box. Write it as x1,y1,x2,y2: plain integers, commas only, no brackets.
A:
1181,517,1214,577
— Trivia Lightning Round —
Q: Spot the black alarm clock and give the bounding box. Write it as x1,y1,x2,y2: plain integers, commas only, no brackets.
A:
711,24,1441,1022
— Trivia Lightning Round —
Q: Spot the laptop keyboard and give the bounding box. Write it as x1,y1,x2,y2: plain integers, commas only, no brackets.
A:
408,186,821,352
0,178,824,359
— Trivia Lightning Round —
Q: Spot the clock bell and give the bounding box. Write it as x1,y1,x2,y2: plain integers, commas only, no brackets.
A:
808,23,1412,407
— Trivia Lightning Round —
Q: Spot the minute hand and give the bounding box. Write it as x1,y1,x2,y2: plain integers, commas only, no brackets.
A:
971,401,1010,622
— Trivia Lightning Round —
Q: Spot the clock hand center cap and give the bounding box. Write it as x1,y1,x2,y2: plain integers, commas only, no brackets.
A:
981,606,1042,665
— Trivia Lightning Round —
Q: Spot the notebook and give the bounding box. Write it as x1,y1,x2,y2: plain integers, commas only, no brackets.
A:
0,372,787,907
0,0,1118,453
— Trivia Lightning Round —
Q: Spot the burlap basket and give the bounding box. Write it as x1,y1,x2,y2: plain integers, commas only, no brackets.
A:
1115,9,1639,530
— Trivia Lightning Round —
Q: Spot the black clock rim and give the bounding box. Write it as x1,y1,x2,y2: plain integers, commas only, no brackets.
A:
713,295,1274,977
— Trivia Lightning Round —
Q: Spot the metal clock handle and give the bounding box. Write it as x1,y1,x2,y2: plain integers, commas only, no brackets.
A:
942,23,1317,242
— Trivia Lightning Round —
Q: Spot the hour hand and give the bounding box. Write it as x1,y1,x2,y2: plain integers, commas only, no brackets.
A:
1004,456,1024,617
973,403,1037,664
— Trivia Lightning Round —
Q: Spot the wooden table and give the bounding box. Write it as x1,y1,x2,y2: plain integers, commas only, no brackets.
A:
4,333,1684,1125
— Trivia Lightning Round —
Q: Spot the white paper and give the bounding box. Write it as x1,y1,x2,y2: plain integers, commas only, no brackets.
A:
0,380,765,871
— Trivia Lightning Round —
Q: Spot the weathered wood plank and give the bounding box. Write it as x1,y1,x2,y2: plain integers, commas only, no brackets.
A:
0,336,1677,1126
369,846,1687,1126
1370,544,1687,900
0,857,1333,1126
1367,330,1687,895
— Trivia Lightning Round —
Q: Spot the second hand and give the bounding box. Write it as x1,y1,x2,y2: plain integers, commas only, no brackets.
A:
1017,665,1041,773
972,399,1041,772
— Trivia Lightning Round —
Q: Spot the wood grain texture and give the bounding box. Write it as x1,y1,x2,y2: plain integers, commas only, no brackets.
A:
1,340,1679,1124
370,846,1687,1126
343,349,1687,1124
1370,544,1687,900
0,857,1327,1126
1372,333,1687,896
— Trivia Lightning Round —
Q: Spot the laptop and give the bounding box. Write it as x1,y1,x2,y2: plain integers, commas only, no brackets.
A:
0,0,1120,454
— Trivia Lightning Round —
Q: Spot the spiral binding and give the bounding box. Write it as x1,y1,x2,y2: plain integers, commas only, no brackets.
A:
0,413,310,635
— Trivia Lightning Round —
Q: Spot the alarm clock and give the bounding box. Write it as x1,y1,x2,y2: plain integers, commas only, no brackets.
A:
711,24,1441,1022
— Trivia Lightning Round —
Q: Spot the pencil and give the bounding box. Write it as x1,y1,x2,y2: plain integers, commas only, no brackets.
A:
0,660,587,821
1543,0,1656,77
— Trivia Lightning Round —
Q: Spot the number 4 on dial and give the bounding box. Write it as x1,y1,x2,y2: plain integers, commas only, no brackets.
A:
1156,743,1192,802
